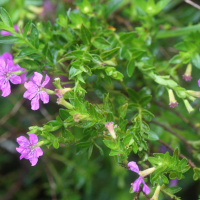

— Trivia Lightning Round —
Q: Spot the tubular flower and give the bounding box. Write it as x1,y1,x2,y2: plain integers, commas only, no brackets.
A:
16,134,43,166
1,25,18,36
182,64,192,81
105,122,117,139
0,57,21,97
168,89,178,108
128,161,156,195
23,72,50,110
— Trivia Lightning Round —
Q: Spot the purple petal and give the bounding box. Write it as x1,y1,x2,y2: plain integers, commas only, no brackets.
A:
198,79,200,88
2,52,13,60
24,81,38,91
16,136,30,147
33,72,43,86
10,74,21,84
128,161,140,174
16,146,29,153
31,94,40,110
0,58,6,71
141,179,150,195
29,156,38,166
23,90,37,100
35,147,43,157
41,74,50,87
40,91,49,104
1,81,11,97
29,134,38,145
132,177,142,192
14,24,18,32
1,30,12,36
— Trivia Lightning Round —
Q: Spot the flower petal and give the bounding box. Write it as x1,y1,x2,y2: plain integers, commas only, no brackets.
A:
141,179,150,195
132,177,142,192
29,134,38,145
0,58,6,71
198,79,200,88
16,136,30,146
29,156,38,166
10,74,21,84
1,81,11,97
16,146,29,153
33,72,43,86
40,91,49,104
31,94,40,110
23,90,37,100
128,161,140,174
35,147,43,157
41,74,50,87
24,81,38,91
2,52,13,60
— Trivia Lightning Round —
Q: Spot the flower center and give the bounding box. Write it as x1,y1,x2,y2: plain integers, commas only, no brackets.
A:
3,72,10,80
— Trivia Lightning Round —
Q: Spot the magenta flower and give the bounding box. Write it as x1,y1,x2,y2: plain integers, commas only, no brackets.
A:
105,122,117,139
16,134,43,166
128,161,155,195
1,25,18,36
0,57,21,97
182,74,192,81
23,72,50,110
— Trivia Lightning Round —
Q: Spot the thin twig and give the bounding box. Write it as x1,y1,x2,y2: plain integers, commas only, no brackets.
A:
184,0,200,10
158,139,196,168
133,187,142,200
152,100,199,134
151,120,193,150
142,191,151,200
0,98,25,126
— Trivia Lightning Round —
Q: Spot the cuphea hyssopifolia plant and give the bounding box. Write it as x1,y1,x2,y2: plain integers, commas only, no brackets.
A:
0,3,199,199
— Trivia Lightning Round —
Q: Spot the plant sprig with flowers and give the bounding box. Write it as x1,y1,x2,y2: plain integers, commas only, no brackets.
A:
0,0,200,199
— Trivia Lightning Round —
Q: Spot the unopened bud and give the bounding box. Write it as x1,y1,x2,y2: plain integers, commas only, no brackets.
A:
183,99,194,113
57,97,73,109
187,90,200,98
73,113,88,122
182,64,192,81
28,5,44,15
150,185,161,200
56,88,71,97
53,78,62,89
139,167,156,177
168,89,178,108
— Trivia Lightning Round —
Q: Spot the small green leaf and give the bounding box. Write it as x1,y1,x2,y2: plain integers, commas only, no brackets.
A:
29,23,39,48
53,139,59,149
0,7,13,27
139,95,152,106
59,109,70,120
92,37,111,49
127,58,136,77
81,24,92,45
101,47,120,60
191,52,200,69
17,48,37,57
103,140,116,149
23,20,32,37
0,35,22,44
88,144,93,159
94,142,104,156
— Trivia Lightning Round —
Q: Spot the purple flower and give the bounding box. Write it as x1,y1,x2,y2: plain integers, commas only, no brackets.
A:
23,72,50,110
182,74,192,81
105,122,117,139
182,64,192,82
0,57,21,97
1,25,18,36
128,161,154,195
169,178,178,187
16,134,43,166
168,89,178,108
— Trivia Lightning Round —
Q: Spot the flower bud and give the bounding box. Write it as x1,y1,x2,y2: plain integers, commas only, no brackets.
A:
105,122,117,139
57,97,73,109
183,99,194,113
73,113,88,122
56,88,71,97
28,5,44,15
150,185,161,200
53,78,62,89
168,89,178,108
187,90,200,98
42,88,55,95
139,167,156,177
182,64,192,81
